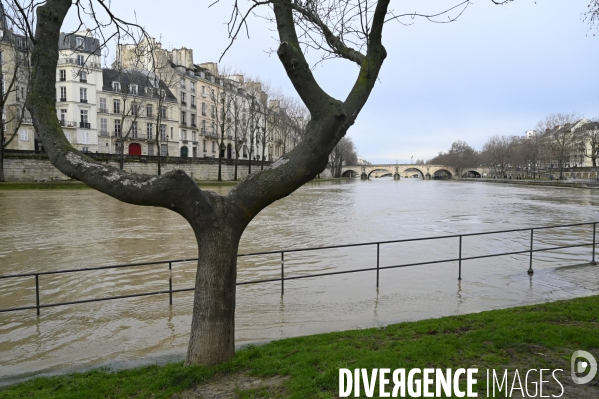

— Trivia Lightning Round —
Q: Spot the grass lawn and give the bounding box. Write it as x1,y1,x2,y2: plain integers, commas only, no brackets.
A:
2,295,598,398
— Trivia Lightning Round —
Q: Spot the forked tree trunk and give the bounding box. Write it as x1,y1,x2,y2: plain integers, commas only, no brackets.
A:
186,217,241,365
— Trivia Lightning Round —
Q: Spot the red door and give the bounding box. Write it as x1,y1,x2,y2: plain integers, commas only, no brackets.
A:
129,143,142,155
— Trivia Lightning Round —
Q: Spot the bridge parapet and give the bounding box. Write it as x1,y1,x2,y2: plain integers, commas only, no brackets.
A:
340,164,490,180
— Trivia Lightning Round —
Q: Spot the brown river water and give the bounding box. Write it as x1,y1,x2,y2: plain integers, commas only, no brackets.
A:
1,179,598,384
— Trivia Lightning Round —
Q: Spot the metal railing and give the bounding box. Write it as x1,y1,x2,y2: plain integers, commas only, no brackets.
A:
0,222,596,316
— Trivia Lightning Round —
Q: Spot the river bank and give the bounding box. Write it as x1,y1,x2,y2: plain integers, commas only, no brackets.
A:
459,177,599,189
1,294,598,398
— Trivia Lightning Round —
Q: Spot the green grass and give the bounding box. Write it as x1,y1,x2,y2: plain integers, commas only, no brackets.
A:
2,295,598,398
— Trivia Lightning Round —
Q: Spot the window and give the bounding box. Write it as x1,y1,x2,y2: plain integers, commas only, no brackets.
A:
99,97,107,112
19,129,28,141
112,82,120,92
201,102,206,116
191,95,196,107
76,37,84,49
203,139,206,152
201,85,206,95
113,99,120,114
59,87,66,101
0,51,3,65
181,92,186,104
181,111,186,125
201,120,206,133
79,87,87,102
100,118,107,133
59,69,66,81
148,144,154,156
182,130,187,140
160,144,168,156
114,119,121,135
146,104,153,118
131,121,138,138
212,140,215,152
180,78,186,89
191,114,196,127
79,71,87,82
160,106,167,119
81,131,89,144
160,124,166,141
130,84,138,95
192,131,196,142
80,109,88,124
76,55,84,66
210,105,215,118
60,109,67,124
131,102,138,116
146,123,153,139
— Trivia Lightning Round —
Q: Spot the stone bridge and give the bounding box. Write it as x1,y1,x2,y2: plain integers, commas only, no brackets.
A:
340,164,490,180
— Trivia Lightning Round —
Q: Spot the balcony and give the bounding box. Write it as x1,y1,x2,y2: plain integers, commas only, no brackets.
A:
191,87,196,93
79,79,87,83
79,122,91,129
59,98,67,102
80,99,88,103
182,140,189,144
22,117,33,124
59,77,66,82
113,132,122,138
98,108,108,113
181,101,187,106
191,104,196,109
180,121,187,126
99,130,109,137
201,111,206,116
191,123,197,128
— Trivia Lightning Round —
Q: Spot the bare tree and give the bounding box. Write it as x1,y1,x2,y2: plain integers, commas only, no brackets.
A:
330,136,357,177
0,2,31,181
210,81,234,180
482,135,511,177
24,0,511,366
536,112,581,179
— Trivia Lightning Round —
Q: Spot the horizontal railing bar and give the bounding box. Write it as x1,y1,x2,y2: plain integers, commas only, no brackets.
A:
0,238,594,313
238,221,597,256
1,222,596,280
0,258,199,279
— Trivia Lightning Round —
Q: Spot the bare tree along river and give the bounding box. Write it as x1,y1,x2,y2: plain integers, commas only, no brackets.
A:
1,179,598,383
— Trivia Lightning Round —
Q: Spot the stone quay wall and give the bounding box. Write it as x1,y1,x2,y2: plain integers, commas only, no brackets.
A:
3,152,271,182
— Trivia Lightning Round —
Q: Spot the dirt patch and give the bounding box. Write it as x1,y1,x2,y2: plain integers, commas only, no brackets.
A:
172,372,289,399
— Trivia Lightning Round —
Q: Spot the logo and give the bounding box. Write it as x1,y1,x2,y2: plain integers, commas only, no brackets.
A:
571,350,597,385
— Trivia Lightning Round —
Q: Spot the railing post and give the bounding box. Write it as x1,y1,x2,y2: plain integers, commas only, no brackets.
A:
35,274,40,316
281,252,284,296
376,243,380,288
528,229,534,276
592,223,597,266
458,236,462,280
168,262,173,305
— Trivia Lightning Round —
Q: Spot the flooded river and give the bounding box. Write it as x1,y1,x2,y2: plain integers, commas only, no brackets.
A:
1,179,598,384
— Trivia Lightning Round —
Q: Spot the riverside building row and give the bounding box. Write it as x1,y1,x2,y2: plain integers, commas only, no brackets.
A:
3,30,307,162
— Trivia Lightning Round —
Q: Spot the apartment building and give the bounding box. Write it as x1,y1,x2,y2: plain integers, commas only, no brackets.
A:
55,31,102,153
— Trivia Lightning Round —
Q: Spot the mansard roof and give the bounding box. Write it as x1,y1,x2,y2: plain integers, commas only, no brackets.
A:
101,68,177,101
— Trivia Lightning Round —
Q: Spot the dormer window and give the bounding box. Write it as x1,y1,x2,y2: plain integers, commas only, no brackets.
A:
112,82,120,92
76,37,84,49
129,84,138,95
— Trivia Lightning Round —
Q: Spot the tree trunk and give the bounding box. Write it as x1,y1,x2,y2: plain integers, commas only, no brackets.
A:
234,149,238,181
185,217,241,365
119,141,125,169
248,147,252,174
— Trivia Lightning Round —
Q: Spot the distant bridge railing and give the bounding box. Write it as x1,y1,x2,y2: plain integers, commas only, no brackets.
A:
0,221,596,315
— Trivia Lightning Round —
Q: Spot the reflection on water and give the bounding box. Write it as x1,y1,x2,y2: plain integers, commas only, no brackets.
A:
1,179,598,383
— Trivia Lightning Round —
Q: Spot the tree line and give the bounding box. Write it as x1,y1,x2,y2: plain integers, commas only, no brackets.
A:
427,113,599,179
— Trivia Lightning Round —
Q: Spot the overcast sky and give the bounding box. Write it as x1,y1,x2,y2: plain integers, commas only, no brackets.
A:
66,1,599,164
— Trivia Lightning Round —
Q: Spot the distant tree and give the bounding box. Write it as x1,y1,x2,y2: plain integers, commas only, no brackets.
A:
330,136,357,177
482,135,511,177
536,112,580,179
430,140,477,177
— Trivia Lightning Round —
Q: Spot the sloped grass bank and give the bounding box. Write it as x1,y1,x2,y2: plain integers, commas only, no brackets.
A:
2,295,598,398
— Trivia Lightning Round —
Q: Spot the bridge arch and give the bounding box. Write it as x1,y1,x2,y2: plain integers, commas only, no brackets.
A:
402,167,425,179
463,170,481,178
433,169,453,180
367,168,394,179
342,169,359,178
